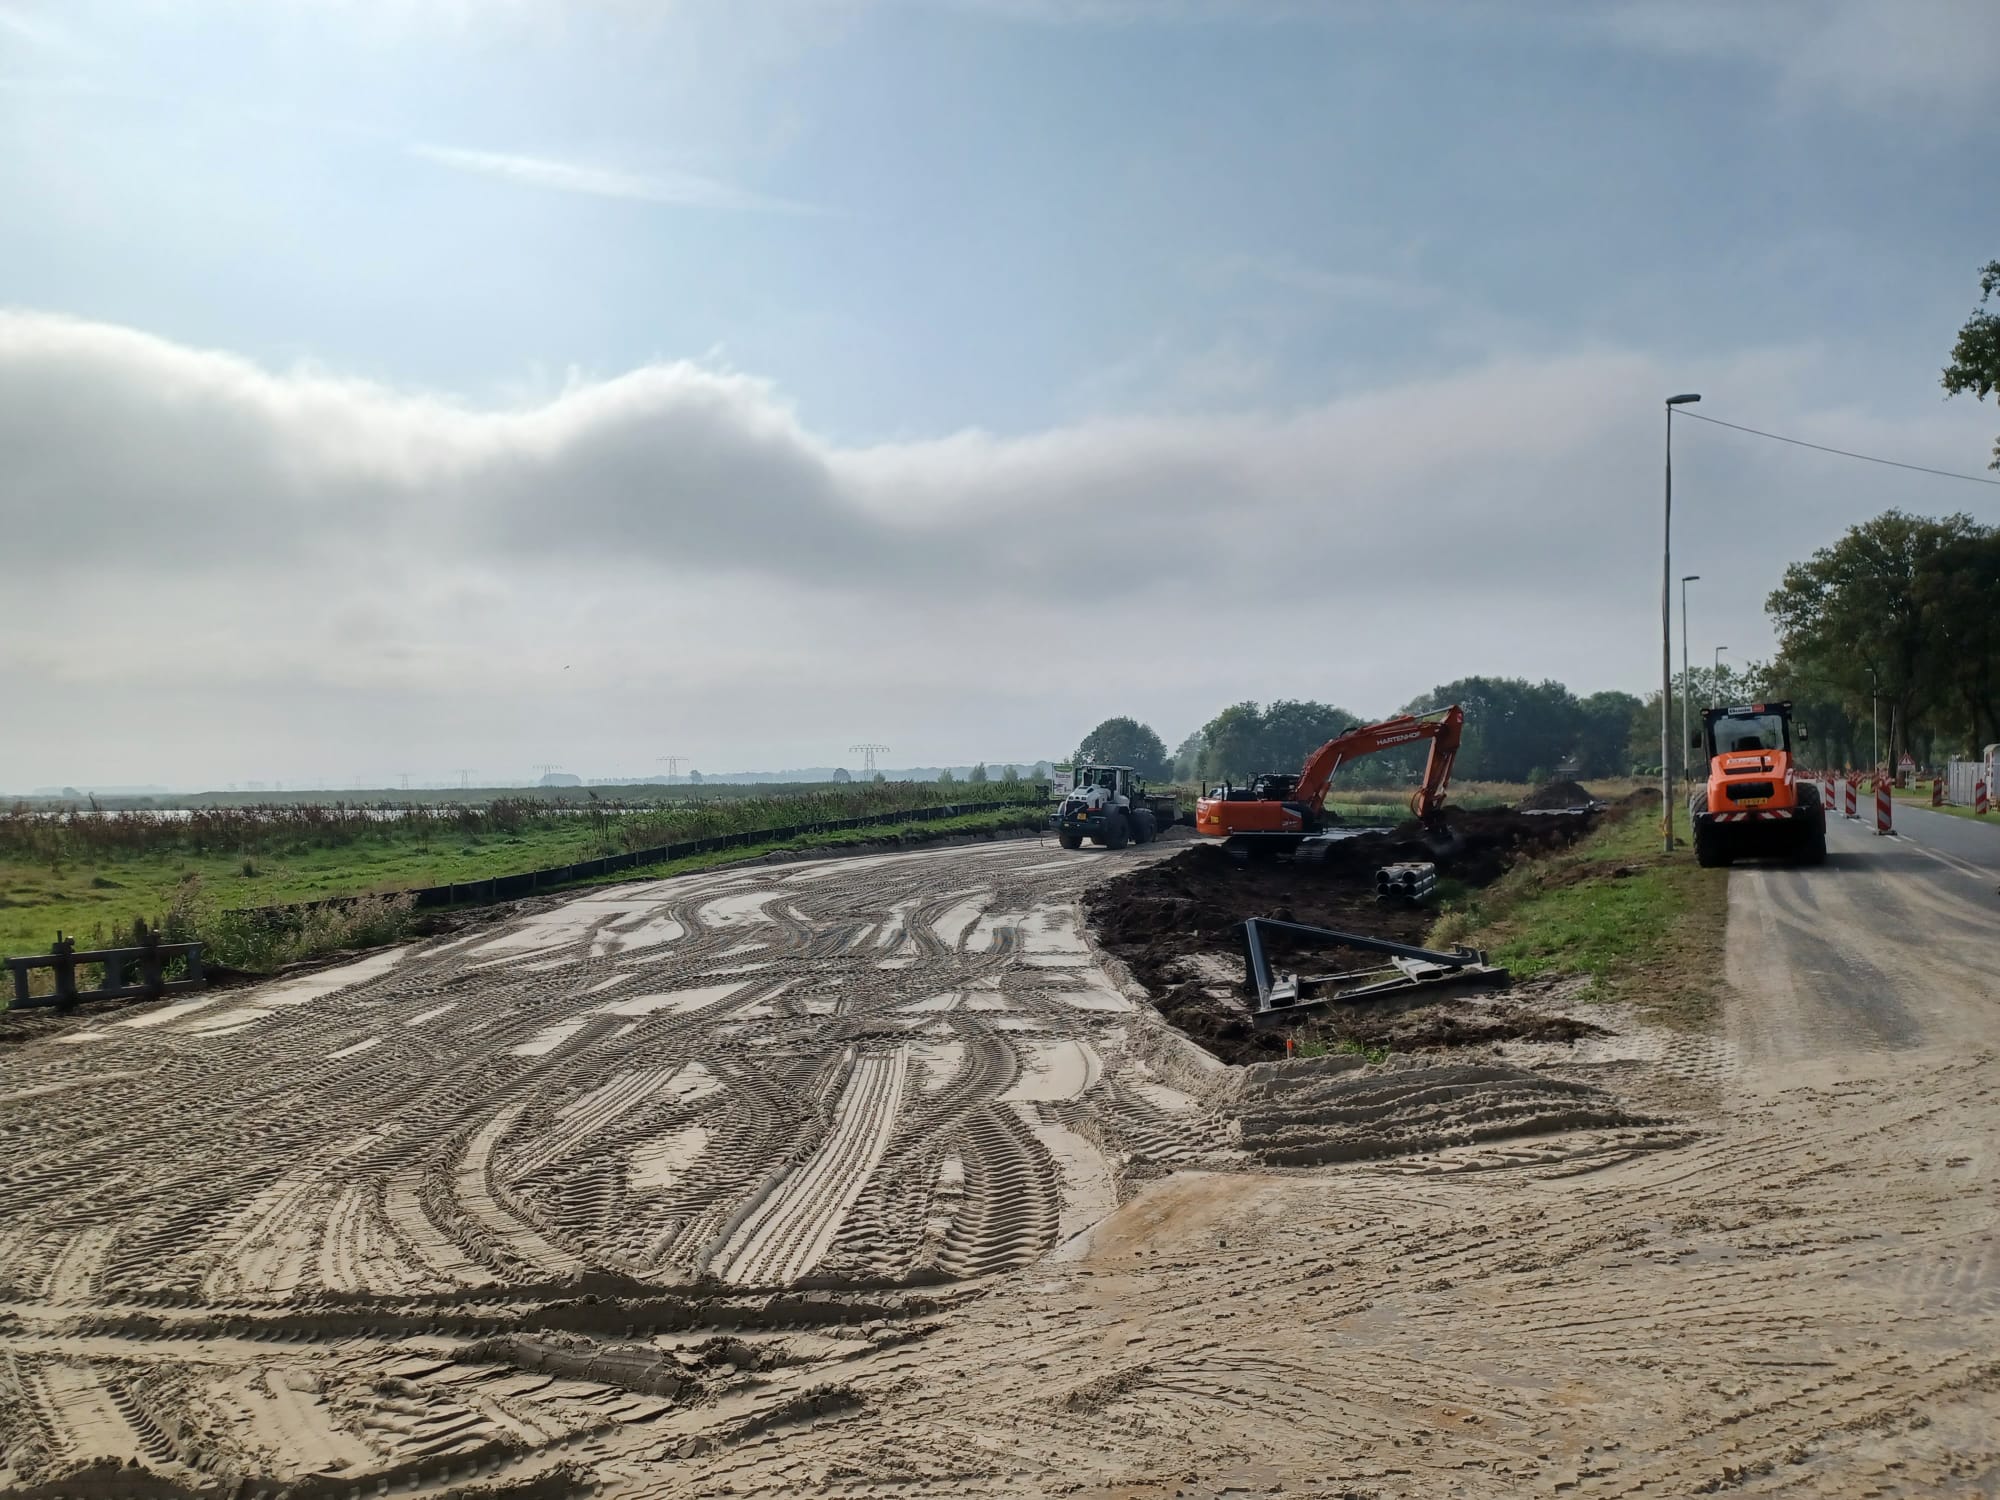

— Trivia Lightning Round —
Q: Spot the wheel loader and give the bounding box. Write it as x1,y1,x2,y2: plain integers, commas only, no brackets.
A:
1050,765,1178,850
1688,700,1825,867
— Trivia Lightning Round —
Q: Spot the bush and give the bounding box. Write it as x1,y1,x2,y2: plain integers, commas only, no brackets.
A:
159,875,416,972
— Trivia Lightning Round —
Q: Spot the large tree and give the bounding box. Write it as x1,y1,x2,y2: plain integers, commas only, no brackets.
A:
1257,699,1362,775
1765,511,1987,768
1071,716,1170,780
1193,703,1265,781
1184,700,1359,783
1170,729,1205,783
1403,677,1582,783
1574,690,1643,778
1915,527,2000,753
1942,259,2000,469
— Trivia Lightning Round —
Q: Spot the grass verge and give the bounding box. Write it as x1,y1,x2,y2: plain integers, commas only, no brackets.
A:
1427,800,1729,1028
4,806,1045,1008
1889,787,1998,825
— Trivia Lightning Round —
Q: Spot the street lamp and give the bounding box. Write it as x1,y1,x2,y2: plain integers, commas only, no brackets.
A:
1680,575,1700,785
1662,393,1701,852
1868,666,1879,774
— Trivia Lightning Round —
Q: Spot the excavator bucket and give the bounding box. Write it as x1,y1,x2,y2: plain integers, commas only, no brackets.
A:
1417,824,1464,862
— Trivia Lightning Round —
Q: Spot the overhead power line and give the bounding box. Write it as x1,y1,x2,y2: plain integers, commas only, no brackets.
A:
1677,408,2000,488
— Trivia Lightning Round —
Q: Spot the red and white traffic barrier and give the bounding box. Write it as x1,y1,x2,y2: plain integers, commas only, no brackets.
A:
1844,777,1859,819
1933,777,1945,808
1978,779,1991,817
1875,777,1893,836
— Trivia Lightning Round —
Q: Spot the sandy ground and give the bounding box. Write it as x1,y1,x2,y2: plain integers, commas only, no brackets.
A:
1,815,1994,1496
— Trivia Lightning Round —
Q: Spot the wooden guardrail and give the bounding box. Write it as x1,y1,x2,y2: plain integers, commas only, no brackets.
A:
6,932,205,1010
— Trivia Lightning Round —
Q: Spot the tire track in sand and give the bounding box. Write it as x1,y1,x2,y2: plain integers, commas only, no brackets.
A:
713,1046,910,1286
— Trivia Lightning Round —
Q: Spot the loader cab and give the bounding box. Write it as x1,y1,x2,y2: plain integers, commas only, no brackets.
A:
1687,700,1823,869
1699,703,1793,762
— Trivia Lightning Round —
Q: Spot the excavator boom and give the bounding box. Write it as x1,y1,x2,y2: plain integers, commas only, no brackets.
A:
1194,706,1464,849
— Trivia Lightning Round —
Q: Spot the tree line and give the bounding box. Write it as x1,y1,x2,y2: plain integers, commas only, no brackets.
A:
1074,502,1998,791
1073,678,1647,790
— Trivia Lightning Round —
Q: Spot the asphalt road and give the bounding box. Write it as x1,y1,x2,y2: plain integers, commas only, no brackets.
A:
1725,792,2000,1083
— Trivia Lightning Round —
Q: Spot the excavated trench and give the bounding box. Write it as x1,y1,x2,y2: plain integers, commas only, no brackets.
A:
1083,805,1607,1065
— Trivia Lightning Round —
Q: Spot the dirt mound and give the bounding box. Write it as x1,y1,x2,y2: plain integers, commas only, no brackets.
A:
1311,1000,1610,1052
1518,778,1596,811
1084,806,1600,1064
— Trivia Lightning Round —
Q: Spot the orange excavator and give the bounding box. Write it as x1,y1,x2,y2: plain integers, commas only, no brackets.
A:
1194,706,1464,856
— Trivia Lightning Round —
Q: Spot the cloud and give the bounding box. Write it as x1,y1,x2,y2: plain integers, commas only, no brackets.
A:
409,143,811,213
0,4,91,56
1600,0,2000,115
3,310,1994,787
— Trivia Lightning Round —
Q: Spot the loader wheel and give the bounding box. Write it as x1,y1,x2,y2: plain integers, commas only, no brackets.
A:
1104,812,1130,850
1132,809,1157,845
1058,830,1083,850
1797,812,1827,866
1693,819,1730,868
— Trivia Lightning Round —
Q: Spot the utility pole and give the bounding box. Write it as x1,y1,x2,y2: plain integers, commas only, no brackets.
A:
1680,574,1699,786
850,743,890,775
1868,667,1879,774
1663,393,1701,852
656,756,685,784
1713,647,1728,708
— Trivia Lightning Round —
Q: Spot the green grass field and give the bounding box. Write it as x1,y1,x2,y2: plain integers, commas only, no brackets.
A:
1889,785,1998,824
0,789,1041,965
0,819,616,960
1429,800,1729,1026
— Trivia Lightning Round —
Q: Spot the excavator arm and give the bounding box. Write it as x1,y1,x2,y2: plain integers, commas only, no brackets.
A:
1293,706,1464,826
1194,705,1465,842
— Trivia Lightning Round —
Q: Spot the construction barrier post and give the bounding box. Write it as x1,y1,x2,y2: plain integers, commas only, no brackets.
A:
1875,778,1892,836
1933,777,1944,808
1844,777,1859,820
1978,779,1990,817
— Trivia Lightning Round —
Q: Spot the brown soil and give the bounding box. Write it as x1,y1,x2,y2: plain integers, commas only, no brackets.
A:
1084,806,1599,1063
1302,997,1610,1052
1517,777,1596,810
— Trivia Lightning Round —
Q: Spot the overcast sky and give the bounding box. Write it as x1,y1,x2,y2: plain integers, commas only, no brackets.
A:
3,0,1997,791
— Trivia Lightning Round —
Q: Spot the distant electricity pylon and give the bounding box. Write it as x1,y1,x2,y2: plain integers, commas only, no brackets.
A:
534,763,561,784
657,755,685,784
399,772,411,791
850,743,890,774
456,769,473,790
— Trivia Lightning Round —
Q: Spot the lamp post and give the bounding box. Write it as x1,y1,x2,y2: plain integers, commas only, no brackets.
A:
1663,394,1701,853
1714,645,1728,706
1680,574,1700,785
1868,666,1879,774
